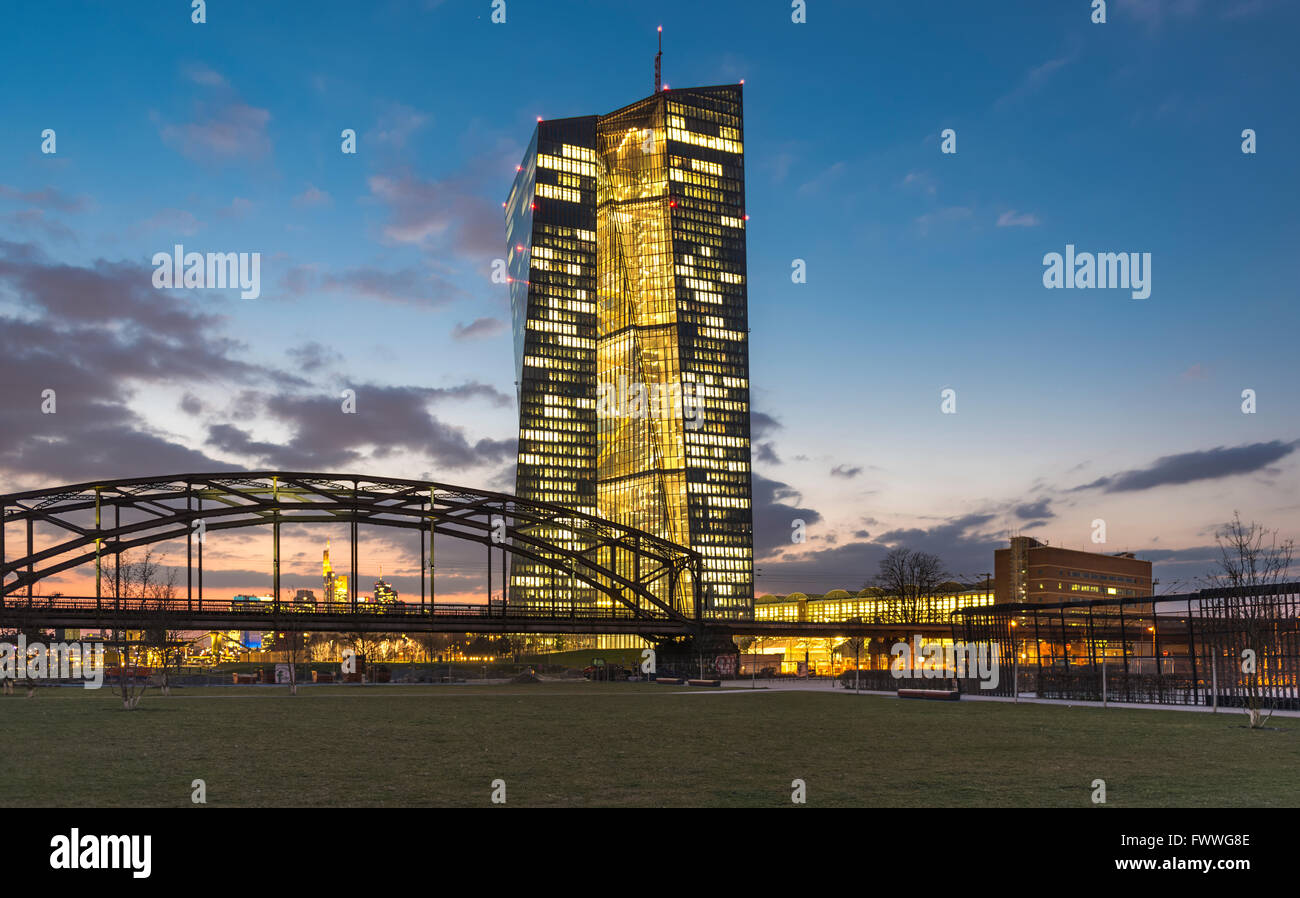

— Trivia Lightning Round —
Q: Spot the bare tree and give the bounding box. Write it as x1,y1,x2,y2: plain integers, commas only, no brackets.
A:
307,632,337,663
345,630,382,682
274,624,306,695
872,548,948,621
1203,512,1295,729
843,625,866,691
141,560,182,696
104,547,172,709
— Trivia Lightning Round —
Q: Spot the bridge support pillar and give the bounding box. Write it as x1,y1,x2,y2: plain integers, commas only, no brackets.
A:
651,631,739,680
198,495,204,611
113,503,119,611
436,491,441,610
350,479,358,613
273,516,280,613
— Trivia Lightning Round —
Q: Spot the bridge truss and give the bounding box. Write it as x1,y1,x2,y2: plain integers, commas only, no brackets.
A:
0,473,703,634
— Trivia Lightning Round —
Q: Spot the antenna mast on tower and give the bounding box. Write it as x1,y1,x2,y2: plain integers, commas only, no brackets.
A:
654,25,663,92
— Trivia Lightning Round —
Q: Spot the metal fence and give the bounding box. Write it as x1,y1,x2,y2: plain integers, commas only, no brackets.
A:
950,583,1300,710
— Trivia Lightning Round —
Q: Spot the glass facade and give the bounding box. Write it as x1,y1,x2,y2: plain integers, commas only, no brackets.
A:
505,116,600,611
507,86,754,620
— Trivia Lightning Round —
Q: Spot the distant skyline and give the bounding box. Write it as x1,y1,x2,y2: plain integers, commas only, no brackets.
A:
1,0,1297,601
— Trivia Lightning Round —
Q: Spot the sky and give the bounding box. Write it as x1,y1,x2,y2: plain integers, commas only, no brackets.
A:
0,0,1297,603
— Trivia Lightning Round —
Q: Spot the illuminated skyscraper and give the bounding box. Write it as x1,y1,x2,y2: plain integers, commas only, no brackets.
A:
323,540,348,605
373,565,399,605
506,74,754,619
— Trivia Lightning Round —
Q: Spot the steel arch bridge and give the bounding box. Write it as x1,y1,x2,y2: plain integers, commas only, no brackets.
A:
0,473,703,636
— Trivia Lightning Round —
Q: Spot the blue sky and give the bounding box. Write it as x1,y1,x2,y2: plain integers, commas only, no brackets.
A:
1,0,1297,599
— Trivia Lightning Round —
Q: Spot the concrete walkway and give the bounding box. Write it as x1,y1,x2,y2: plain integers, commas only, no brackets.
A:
722,678,1300,718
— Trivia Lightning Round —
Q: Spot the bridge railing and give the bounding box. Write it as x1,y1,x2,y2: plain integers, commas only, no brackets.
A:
0,595,664,621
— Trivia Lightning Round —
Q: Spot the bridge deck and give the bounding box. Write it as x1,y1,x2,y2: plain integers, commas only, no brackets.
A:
0,596,951,638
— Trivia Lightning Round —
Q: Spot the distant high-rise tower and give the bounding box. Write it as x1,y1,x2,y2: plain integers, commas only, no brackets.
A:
505,73,753,619
373,564,399,605
323,540,348,605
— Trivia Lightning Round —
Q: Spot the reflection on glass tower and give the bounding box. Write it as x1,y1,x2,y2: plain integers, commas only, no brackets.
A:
505,75,753,620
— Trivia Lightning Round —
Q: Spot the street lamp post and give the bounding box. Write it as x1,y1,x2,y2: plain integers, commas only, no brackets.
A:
1010,619,1019,702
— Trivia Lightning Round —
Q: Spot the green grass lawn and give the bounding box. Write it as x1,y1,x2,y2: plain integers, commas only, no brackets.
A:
4,683,1297,807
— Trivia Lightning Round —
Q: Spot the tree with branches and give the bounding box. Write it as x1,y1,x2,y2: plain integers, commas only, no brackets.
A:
272,623,306,695
871,547,949,622
140,557,183,696
1203,512,1295,729
345,630,383,682
104,547,174,709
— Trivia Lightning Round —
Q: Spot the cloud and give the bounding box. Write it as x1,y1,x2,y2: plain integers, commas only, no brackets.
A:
320,266,464,307
292,185,332,208
995,50,1079,109
1013,499,1054,520
424,382,512,407
370,103,431,149
0,241,307,483
278,262,466,308
915,205,972,235
367,159,516,261
159,68,272,163
488,462,517,492
754,442,781,465
179,393,204,416
750,411,782,441
1071,441,1298,493
797,161,846,196
830,464,862,479
184,63,229,88
1139,545,1219,564
3,209,76,243
901,171,937,196
160,101,272,162
0,185,91,213
208,385,515,471
0,241,516,493
133,208,204,237
755,510,1006,594
0,239,254,361
751,474,822,557
452,317,507,341
996,210,1040,228
216,197,254,219
286,341,342,373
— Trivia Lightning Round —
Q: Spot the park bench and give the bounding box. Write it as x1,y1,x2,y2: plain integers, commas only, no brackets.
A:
897,687,960,701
